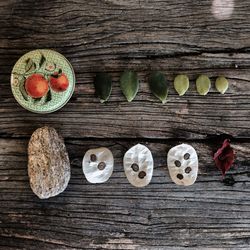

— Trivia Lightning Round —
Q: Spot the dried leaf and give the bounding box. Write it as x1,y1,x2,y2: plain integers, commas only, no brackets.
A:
213,139,235,176
120,71,139,102
25,58,36,73
94,73,112,103
196,75,211,95
215,76,229,94
148,71,169,104
174,74,189,96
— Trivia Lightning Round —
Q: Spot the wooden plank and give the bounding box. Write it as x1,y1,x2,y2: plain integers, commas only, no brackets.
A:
0,53,250,139
0,138,249,249
0,0,250,248
0,0,250,54
0,1,249,139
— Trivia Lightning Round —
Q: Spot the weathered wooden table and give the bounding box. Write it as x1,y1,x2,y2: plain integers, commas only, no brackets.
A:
0,0,250,249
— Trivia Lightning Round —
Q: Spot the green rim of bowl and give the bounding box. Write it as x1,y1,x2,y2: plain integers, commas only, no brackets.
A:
11,49,75,114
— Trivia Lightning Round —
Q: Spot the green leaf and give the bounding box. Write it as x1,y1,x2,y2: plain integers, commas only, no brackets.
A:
44,89,52,103
94,73,112,103
174,74,189,96
215,76,229,94
148,71,169,104
120,71,139,102
25,58,36,73
196,75,211,95
39,54,46,69
19,77,28,101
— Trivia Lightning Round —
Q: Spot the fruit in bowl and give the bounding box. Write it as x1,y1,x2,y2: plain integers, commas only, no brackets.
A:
25,74,49,98
50,72,69,92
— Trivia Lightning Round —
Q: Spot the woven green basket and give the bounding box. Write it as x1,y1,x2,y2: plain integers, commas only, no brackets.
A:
11,49,75,113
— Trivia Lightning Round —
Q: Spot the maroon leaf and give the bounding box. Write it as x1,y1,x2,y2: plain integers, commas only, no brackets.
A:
213,139,235,176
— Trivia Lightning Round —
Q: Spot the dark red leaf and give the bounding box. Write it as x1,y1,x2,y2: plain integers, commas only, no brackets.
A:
213,139,235,176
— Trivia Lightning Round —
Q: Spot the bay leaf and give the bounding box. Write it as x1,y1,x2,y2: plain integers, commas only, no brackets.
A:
94,73,112,103
174,74,189,96
149,71,168,104
215,76,229,94
196,75,211,95
120,71,139,102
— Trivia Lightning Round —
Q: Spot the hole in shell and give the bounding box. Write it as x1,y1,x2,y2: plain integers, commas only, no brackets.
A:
97,162,106,170
185,167,192,173
175,160,181,167
177,173,184,180
138,171,146,179
90,154,97,162
131,163,139,172
184,153,190,160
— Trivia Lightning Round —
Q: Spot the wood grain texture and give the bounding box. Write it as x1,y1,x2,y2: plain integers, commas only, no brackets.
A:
0,1,249,139
0,0,250,249
0,139,250,249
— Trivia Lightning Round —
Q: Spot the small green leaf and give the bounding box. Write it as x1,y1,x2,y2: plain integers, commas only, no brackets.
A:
215,76,229,94
25,58,36,73
39,54,46,69
149,71,168,104
44,89,52,103
94,73,112,103
120,71,139,102
174,74,189,96
19,77,28,101
196,75,211,95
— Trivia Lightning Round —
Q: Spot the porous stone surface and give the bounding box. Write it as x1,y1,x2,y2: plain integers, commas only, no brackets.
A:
28,126,70,199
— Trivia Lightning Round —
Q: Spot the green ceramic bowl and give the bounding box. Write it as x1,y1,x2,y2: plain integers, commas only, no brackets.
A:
11,49,75,113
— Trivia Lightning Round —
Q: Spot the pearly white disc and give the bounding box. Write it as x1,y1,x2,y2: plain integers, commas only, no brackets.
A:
82,147,114,184
123,144,153,187
167,144,198,186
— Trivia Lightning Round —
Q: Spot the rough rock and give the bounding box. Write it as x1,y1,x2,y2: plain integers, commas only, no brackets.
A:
28,126,70,199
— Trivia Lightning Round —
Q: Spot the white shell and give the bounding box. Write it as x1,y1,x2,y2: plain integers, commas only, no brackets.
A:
82,147,114,183
167,144,198,186
123,144,154,187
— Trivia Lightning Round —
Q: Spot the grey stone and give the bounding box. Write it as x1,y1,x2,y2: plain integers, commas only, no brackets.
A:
28,126,70,199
